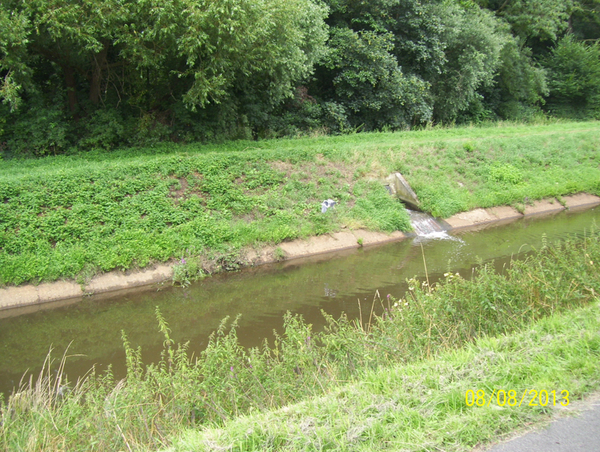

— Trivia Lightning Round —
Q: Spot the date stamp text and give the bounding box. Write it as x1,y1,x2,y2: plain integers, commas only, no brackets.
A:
465,389,570,407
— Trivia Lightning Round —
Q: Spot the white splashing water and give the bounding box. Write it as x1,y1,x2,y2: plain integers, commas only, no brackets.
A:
407,210,456,241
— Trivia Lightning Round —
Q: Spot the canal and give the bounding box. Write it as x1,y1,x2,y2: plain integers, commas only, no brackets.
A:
0,207,598,396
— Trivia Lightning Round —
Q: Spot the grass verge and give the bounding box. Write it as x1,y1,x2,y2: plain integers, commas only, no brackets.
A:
168,300,600,452
0,120,599,285
1,230,599,451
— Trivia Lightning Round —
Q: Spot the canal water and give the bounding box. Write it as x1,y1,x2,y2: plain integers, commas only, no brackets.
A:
0,207,598,396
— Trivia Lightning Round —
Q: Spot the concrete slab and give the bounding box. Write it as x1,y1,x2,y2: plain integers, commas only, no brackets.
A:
524,198,564,216
444,206,524,232
279,231,359,259
487,205,522,221
0,286,39,309
247,229,406,265
351,229,405,246
85,265,173,294
386,173,420,210
563,193,600,210
245,247,276,266
445,208,497,230
37,281,82,302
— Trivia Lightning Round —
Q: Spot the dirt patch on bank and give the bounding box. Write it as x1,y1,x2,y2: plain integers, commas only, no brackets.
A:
270,156,357,185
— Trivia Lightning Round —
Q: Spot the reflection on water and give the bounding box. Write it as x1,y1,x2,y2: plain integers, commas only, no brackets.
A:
0,207,598,395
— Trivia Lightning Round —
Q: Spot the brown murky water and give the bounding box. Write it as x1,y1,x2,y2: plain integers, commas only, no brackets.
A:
0,207,598,396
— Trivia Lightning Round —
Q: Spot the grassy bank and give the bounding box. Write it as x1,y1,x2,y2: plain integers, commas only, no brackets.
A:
168,300,600,452
1,120,599,285
1,230,599,451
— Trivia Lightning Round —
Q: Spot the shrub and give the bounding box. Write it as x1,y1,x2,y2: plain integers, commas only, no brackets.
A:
487,163,523,185
5,102,72,156
80,108,126,150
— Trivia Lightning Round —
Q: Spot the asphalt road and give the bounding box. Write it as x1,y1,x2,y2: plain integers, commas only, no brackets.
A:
484,396,600,452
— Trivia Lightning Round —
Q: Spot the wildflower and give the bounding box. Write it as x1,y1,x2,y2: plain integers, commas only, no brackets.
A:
181,258,187,265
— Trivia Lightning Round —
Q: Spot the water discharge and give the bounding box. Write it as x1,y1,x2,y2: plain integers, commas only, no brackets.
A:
407,209,455,241
0,207,598,396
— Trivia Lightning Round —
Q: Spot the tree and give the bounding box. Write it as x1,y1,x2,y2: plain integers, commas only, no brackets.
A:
423,3,505,122
319,27,431,129
475,0,574,41
543,34,600,118
0,0,328,152
0,5,30,112
318,0,506,125
571,0,600,40
491,35,548,119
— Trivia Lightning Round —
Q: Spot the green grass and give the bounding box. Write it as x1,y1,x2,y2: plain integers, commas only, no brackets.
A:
168,301,600,452
1,120,599,285
1,231,599,451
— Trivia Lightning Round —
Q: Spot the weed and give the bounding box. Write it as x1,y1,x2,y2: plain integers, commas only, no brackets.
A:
172,250,206,286
171,300,600,452
514,202,525,214
273,247,286,261
488,163,523,185
463,141,476,152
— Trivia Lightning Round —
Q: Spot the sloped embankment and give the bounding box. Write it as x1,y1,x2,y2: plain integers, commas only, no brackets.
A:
0,121,599,299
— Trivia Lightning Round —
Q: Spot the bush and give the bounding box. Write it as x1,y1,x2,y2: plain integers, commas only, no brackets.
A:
487,163,523,185
129,112,173,147
5,102,72,156
80,108,127,150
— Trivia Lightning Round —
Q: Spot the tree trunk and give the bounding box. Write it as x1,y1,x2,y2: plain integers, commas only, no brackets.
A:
89,43,108,105
63,65,79,115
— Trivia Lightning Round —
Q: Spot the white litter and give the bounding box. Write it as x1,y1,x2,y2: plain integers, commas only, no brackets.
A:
321,199,336,213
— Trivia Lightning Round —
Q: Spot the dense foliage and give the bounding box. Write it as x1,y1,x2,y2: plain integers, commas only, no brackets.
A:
0,0,599,153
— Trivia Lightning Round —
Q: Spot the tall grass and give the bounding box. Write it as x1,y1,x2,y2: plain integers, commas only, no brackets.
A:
1,230,599,450
171,299,600,452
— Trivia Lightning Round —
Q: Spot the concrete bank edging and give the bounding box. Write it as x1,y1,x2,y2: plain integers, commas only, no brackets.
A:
443,193,600,231
1,193,599,311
